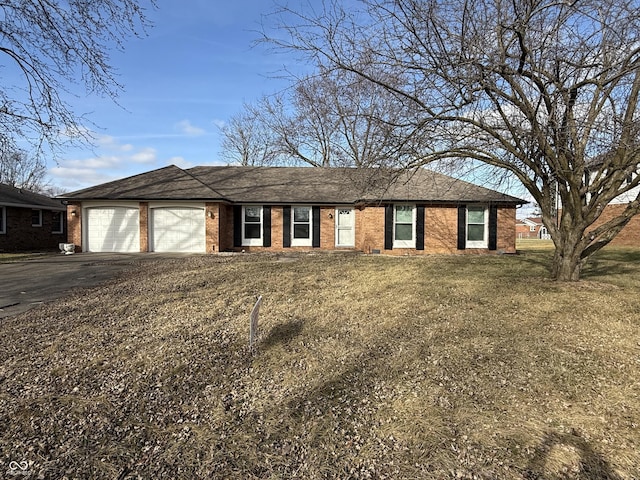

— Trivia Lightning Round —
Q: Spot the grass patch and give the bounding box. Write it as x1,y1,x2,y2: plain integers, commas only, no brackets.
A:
0,252,57,262
0,250,639,479
516,238,555,251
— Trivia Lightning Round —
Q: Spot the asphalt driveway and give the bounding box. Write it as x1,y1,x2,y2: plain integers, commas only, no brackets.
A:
0,253,189,319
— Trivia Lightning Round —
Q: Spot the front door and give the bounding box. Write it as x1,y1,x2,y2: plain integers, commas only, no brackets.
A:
335,208,355,247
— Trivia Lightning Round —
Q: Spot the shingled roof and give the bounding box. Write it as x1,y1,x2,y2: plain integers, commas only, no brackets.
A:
60,165,525,205
0,183,65,210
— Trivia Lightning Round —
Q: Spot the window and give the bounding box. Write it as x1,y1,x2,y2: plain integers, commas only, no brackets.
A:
31,209,42,227
394,205,415,248
291,206,312,246
242,206,262,246
52,211,64,234
529,225,536,232
626,172,636,185
0,207,5,234
466,206,488,248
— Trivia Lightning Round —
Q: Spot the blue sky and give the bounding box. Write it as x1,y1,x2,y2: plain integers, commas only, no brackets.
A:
42,1,534,216
47,1,293,192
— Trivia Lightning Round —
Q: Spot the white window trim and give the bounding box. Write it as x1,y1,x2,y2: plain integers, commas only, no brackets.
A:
31,209,42,227
242,205,263,246
393,204,416,249
52,211,64,234
466,205,488,249
291,206,313,247
0,206,6,234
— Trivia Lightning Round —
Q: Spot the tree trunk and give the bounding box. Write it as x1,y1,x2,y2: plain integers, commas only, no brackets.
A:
551,231,585,281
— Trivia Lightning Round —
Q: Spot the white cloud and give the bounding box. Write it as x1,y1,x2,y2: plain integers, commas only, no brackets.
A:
47,133,162,191
167,156,193,169
96,134,135,152
131,147,157,164
212,118,226,129
47,166,120,192
175,120,206,137
61,156,122,170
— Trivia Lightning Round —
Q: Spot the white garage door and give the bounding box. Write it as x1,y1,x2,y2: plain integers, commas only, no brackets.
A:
151,207,205,253
86,207,140,253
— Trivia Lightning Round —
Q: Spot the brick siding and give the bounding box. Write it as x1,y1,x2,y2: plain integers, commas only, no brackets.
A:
67,201,518,254
67,203,82,251
0,206,66,251
588,204,640,247
139,202,149,252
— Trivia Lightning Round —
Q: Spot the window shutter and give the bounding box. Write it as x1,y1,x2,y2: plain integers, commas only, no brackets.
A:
384,204,394,250
488,205,498,251
416,205,425,251
312,206,320,248
457,205,466,250
263,206,272,247
233,205,242,247
283,206,291,248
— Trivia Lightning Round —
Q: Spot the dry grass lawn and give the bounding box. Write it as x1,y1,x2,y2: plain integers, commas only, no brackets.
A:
1,247,639,479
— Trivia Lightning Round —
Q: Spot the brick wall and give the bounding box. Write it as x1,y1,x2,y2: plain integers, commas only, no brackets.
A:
210,204,221,251
357,206,385,253
218,204,234,251
139,202,149,252
65,201,518,254
66,203,82,251
588,204,640,247
425,205,459,253
516,224,541,239
498,206,517,253
217,206,340,253
356,204,517,255
0,206,66,251
320,206,335,248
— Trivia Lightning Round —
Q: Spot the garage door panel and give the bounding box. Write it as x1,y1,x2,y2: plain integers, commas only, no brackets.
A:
87,207,140,253
151,207,205,253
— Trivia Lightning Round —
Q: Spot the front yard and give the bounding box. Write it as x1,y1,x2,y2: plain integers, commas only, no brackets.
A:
1,248,639,479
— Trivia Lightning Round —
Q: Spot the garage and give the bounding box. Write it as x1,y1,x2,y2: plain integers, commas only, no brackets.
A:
86,207,140,253
150,207,205,253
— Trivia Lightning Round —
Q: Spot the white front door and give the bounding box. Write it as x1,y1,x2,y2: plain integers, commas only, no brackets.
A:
335,208,355,247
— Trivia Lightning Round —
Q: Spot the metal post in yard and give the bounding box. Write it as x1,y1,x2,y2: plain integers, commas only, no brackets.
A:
249,295,262,348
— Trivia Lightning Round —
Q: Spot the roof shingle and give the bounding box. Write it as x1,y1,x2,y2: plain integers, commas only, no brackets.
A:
60,165,526,205
0,183,65,210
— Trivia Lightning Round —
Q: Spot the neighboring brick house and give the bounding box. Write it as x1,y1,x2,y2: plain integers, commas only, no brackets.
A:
0,183,67,251
581,158,640,247
515,217,550,239
60,165,525,255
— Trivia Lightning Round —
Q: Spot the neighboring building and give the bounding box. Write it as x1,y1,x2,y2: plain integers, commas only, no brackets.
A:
0,183,67,251
60,165,526,255
515,217,550,239
584,158,640,247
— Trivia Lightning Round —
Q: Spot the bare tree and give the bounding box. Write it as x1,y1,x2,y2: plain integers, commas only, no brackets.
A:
0,137,46,191
269,0,640,281
221,67,423,169
0,0,155,157
219,103,281,166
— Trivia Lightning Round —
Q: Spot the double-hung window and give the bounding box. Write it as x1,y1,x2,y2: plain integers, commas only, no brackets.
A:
52,211,64,234
466,206,488,248
291,206,312,246
242,206,262,246
31,209,42,227
394,205,415,248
